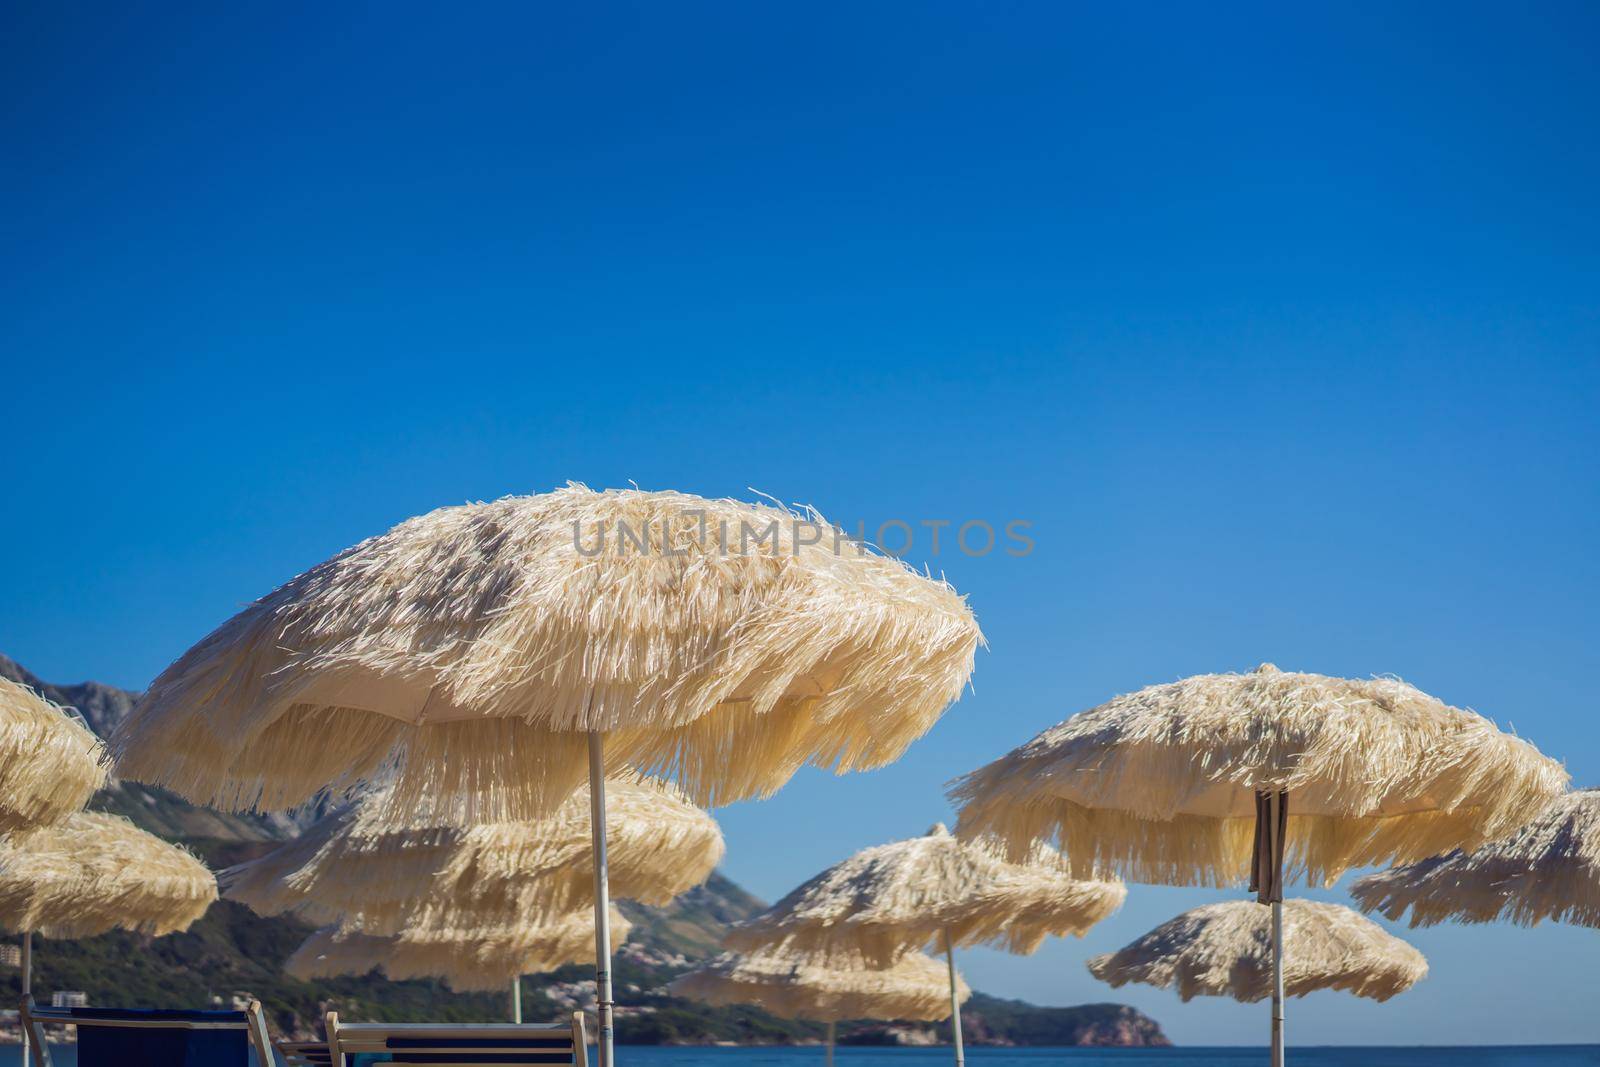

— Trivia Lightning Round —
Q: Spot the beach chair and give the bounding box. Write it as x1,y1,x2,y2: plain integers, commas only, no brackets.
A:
19,994,274,1066
278,1039,334,1066
326,1010,588,1067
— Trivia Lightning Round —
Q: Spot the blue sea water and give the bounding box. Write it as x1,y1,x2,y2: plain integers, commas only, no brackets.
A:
611,1049,1600,1067
9,1045,1600,1066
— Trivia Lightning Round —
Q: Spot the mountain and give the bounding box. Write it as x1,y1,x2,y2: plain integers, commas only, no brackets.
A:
0,654,135,738
0,655,303,841
0,658,1169,1047
956,995,1169,1047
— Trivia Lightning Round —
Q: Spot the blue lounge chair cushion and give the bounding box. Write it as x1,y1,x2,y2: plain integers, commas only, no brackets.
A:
74,1009,250,1067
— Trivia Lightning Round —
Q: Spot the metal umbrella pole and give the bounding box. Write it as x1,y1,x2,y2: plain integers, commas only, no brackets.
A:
20,931,31,1067
943,930,965,1067
1252,789,1288,1067
588,733,615,1067
1271,894,1285,1067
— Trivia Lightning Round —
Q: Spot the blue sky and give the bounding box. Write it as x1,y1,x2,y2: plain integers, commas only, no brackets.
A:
3,1,1598,1047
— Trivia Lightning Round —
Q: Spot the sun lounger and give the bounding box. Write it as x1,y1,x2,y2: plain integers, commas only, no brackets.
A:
19,995,274,1066
325,1011,588,1067
277,1038,334,1066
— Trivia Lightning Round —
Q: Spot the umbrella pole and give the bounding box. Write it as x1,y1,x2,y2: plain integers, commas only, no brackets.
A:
1268,790,1286,1067
944,930,965,1067
511,975,522,1023
20,931,30,1067
825,1020,835,1067
588,732,615,1067
1271,898,1285,1067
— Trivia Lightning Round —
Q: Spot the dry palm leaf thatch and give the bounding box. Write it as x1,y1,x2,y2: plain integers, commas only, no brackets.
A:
668,948,968,1023
951,664,1566,888
429,775,723,914
286,907,632,993
1088,899,1427,1003
0,811,216,938
726,823,1124,967
217,793,434,929
0,676,107,834
1351,788,1600,929
285,926,396,982
113,485,982,824
222,776,722,933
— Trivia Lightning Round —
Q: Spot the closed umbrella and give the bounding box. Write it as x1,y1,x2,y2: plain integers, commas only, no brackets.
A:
1088,899,1427,1003
0,812,216,1067
114,485,981,1066
669,949,967,1067
725,823,1123,1067
951,664,1565,1067
0,676,106,834
1352,788,1600,929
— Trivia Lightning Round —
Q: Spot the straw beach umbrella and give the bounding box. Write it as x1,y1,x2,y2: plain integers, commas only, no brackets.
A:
726,823,1123,1067
0,811,216,1067
0,677,108,1067
0,676,106,834
951,664,1565,1067
222,776,724,933
669,949,968,1067
0,811,217,936
1088,900,1427,1003
225,775,718,1015
1351,788,1600,929
113,485,982,1066
287,907,633,1007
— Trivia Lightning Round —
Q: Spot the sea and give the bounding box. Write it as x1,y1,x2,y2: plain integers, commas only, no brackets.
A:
6,1045,1600,1066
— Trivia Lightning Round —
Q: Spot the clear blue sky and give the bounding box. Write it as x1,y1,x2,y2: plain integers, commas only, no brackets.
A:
4,1,1597,1047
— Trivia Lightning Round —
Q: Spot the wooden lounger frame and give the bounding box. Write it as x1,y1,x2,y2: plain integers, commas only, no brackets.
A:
278,1038,334,1066
326,1010,588,1067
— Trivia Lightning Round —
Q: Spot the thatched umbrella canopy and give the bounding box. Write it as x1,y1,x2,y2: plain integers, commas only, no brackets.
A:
952,665,1565,886
1088,900,1428,1004
670,948,967,1066
1352,788,1600,929
670,948,967,1021
0,811,217,938
950,664,1563,1067
726,823,1122,1067
222,776,723,934
112,486,981,821
286,906,633,995
113,485,980,1066
728,824,1123,965
0,810,216,1066
0,676,106,834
